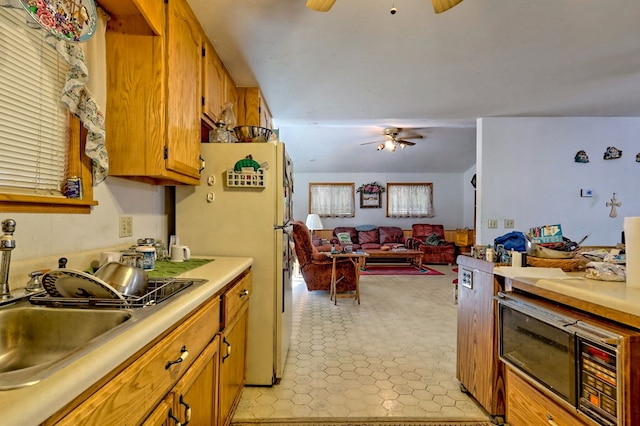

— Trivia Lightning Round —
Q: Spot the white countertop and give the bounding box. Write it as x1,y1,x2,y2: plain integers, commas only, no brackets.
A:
0,256,252,426
494,265,640,319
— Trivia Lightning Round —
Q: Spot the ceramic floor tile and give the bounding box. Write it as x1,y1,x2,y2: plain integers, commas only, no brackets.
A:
231,265,489,423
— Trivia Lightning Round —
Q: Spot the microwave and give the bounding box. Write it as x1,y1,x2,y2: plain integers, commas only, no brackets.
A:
497,292,621,426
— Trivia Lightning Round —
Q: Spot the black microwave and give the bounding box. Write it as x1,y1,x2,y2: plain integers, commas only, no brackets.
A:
497,292,620,426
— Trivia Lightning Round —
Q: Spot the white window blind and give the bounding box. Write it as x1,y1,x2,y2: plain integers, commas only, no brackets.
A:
0,7,69,197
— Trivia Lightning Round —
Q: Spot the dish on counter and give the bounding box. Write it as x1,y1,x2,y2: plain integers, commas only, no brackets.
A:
42,269,125,300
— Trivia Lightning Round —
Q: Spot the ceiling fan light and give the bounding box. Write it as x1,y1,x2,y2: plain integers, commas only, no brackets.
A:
399,142,406,149
377,143,385,151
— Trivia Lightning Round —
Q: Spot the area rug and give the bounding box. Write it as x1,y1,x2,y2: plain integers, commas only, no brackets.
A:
360,265,444,275
233,419,491,426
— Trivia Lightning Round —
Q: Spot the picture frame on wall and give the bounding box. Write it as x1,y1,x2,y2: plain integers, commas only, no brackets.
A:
360,192,381,208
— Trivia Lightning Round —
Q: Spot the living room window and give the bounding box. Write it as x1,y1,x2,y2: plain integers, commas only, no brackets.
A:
386,182,434,217
0,6,96,213
308,183,355,217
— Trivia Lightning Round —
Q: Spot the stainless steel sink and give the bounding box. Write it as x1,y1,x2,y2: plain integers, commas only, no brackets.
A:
0,277,207,390
0,305,132,389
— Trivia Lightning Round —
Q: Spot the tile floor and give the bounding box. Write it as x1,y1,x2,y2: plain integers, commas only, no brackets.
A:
232,265,489,423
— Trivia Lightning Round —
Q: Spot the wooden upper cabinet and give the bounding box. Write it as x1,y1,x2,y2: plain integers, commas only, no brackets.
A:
165,0,202,180
202,40,225,125
104,0,201,185
236,87,273,129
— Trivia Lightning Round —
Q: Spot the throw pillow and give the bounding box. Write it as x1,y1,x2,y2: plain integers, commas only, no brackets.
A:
424,232,442,246
337,232,353,245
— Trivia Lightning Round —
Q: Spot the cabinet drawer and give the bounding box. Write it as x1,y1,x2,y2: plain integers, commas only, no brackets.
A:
506,368,589,426
55,297,221,426
222,270,252,328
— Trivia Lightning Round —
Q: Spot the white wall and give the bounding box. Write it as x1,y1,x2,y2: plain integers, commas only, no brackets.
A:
477,117,640,246
4,177,167,282
293,172,469,230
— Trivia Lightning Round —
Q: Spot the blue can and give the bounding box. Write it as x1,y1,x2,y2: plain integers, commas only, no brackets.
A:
65,177,81,199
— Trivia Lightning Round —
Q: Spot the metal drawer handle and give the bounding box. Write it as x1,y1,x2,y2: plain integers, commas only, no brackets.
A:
546,413,559,426
168,408,182,426
165,346,189,369
222,337,232,362
239,289,249,298
179,395,192,426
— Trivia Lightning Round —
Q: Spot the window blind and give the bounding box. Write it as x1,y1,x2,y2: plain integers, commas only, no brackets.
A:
0,7,69,196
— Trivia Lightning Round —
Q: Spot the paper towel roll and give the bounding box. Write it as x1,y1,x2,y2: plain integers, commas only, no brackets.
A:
624,217,640,287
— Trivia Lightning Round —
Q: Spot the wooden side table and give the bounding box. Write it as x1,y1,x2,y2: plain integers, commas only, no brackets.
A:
326,252,368,305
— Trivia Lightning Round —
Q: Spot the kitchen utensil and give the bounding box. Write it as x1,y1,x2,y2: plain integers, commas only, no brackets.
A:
524,236,577,259
233,126,272,142
170,245,191,262
94,262,149,297
42,269,125,300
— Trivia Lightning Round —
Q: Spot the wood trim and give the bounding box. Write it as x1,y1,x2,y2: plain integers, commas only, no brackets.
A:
0,117,97,214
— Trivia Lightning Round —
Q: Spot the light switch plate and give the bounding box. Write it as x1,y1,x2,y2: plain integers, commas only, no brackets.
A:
488,219,498,229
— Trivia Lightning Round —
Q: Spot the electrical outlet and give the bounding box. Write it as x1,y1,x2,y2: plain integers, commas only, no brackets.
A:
504,219,515,229
119,216,133,238
488,219,498,229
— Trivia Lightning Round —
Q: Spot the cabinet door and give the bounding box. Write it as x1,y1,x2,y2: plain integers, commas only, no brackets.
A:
166,0,202,179
203,41,225,124
142,395,174,426
456,266,502,414
219,307,248,426
172,336,220,426
506,368,589,426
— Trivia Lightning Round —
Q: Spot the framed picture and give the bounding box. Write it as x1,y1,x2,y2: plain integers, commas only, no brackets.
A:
360,192,381,208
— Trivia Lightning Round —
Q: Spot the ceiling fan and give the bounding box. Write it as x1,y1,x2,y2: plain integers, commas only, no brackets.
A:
360,127,424,152
305,0,463,14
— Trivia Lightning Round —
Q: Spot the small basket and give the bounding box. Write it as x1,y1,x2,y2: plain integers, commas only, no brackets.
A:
526,256,584,272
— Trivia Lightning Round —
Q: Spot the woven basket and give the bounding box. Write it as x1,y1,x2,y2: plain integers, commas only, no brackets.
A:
526,256,583,272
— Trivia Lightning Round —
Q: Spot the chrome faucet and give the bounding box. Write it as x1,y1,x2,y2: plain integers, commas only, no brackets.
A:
0,219,16,300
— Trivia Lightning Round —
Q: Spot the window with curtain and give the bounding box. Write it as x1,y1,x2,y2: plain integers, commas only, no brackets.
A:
0,6,96,213
309,183,355,217
386,182,434,218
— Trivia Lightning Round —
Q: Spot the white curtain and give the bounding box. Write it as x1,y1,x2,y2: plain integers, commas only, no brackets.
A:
388,183,434,218
310,184,354,217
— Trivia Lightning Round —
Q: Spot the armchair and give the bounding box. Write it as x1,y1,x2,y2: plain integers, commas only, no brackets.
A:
291,221,358,293
407,224,456,265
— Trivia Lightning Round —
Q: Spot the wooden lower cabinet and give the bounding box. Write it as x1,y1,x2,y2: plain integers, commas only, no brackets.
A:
45,268,252,426
145,335,220,425
506,367,591,426
219,272,251,426
456,256,505,422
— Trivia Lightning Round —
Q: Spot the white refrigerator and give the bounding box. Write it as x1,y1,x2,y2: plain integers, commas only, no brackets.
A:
175,142,293,385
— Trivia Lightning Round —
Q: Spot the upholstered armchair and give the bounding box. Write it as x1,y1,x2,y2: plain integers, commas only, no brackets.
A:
291,221,358,293
407,224,456,265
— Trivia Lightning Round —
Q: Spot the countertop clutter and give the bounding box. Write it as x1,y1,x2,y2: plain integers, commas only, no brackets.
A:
0,256,252,426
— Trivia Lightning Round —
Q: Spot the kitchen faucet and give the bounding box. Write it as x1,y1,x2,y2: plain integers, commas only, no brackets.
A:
0,219,16,300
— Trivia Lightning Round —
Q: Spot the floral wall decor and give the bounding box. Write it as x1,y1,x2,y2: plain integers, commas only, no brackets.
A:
357,182,385,208
356,182,386,194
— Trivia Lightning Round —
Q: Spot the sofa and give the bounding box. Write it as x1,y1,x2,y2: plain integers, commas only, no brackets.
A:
311,223,456,265
330,226,407,251
406,224,456,265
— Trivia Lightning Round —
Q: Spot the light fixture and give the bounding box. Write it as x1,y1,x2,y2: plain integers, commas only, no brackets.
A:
377,143,385,151
305,213,324,237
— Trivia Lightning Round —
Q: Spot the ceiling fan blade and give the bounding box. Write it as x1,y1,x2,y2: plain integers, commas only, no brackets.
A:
432,0,463,14
360,141,384,146
397,140,416,146
306,0,336,12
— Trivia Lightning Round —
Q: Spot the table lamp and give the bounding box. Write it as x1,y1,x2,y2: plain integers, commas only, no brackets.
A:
305,214,323,238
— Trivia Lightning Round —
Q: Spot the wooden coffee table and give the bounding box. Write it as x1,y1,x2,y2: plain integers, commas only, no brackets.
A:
362,249,423,270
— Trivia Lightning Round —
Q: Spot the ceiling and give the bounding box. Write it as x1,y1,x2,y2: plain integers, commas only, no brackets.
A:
188,0,640,173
